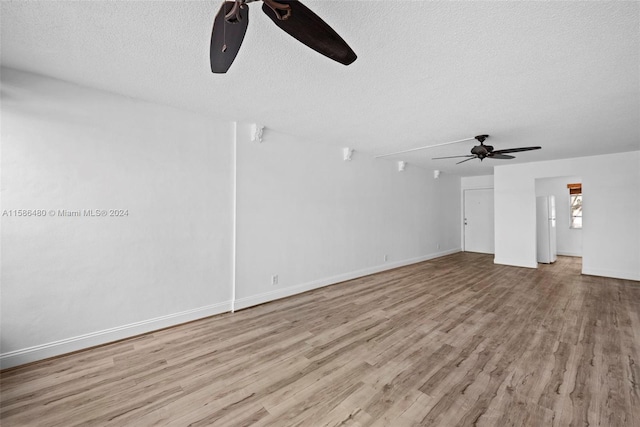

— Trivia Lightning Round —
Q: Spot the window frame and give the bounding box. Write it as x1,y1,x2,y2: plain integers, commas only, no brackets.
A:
568,183,582,229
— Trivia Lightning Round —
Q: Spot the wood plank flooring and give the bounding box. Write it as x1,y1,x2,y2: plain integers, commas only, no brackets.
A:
1,253,639,426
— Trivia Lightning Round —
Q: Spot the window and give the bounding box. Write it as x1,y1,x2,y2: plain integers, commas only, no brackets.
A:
568,183,582,229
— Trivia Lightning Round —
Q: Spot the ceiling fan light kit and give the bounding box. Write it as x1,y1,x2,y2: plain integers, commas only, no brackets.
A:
210,0,357,73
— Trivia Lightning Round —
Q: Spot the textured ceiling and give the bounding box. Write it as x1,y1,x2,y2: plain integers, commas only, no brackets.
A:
1,0,639,176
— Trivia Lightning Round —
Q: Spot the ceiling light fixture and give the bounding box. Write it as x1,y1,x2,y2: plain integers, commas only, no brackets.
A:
251,123,264,143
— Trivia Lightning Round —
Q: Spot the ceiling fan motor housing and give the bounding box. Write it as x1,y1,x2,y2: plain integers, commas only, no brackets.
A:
471,145,492,158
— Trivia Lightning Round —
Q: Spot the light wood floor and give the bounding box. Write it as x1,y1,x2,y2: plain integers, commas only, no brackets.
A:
1,253,639,426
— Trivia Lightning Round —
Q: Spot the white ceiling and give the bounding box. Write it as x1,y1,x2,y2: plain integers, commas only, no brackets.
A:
1,0,639,176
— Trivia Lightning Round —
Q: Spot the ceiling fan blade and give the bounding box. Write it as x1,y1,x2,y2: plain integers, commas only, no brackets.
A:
210,1,249,73
262,0,357,65
432,155,475,160
456,157,477,165
492,146,541,155
488,153,515,160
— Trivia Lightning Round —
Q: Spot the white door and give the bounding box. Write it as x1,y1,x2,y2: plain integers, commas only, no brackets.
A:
464,189,495,254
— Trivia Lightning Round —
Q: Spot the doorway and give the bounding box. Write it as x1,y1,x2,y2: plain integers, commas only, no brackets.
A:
534,176,583,258
464,188,495,254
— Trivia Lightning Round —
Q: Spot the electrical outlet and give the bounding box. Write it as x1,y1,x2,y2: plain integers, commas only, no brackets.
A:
384,254,388,262
271,275,278,285
437,243,440,249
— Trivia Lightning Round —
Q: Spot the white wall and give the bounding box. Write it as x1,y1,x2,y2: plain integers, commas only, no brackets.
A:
494,152,640,280
461,175,494,190
535,176,582,257
1,70,464,368
234,124,461,309
1,69,234,367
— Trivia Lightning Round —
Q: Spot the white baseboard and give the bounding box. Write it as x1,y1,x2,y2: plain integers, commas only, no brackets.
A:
2,249,463,370
0,301,232,370
493,256,538,269
234,248,461,311
557,251,582,257
582,268,640,282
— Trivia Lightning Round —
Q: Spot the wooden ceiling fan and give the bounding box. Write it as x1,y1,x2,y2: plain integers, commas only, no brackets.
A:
210,0,357,73
432,135,542,164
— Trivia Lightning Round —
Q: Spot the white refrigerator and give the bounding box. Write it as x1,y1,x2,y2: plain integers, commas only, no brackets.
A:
536,196,557,264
